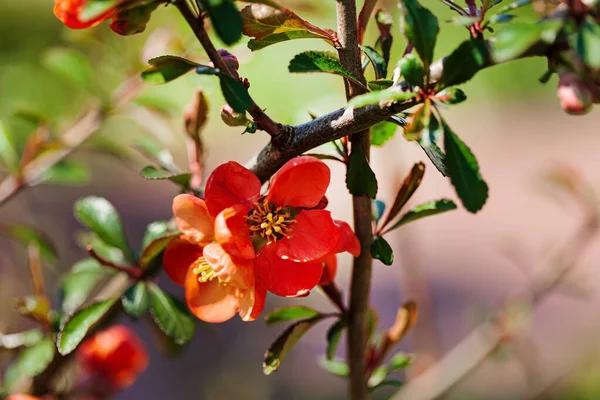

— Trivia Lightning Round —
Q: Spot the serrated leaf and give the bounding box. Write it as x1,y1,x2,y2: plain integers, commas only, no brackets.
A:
140,234,176,268
438,39,488,89
74,196,134,261
220,73,253,113
400,0,439,68
371,121,397,146
8,337,55,382
58,298,116,355
289,51,365,88
379,162,425,231
361,46,387,80
399,54,425,87
41,161,90,186
140,165,191,187
443,122,488,213
265,306,321,325
573,16,600,69
42,47,93,89
204,0,244,45
318,357,349,377
420,142,447,176
347,90,416,109
346,142,378,198
384,199,457,232
264,314,329,375
142,221,170,249
241,4,336,51
326,318,346,360
0,223,58,263
60,269,105,314
367,79,394,91
141,56,202,84
148,283,196,345
122,282,150,318
370,236,394,265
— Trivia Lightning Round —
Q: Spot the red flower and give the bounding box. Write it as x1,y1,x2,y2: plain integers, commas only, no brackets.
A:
77,325,148,390
53,0,115,29
163,195,265,323
204,156,360,297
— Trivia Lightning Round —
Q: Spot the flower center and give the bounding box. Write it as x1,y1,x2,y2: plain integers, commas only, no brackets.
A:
192,257,217,283
246,201,296,243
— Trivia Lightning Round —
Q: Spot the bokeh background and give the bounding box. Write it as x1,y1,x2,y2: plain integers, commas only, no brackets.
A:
2,0,600,399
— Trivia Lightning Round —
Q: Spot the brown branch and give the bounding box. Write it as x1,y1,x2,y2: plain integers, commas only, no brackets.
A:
87,245,144,279
335,1,373,399
174,0,286,138
390,208,599,400
357,0,379,45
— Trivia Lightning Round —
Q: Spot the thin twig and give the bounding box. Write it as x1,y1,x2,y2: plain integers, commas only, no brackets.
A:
439,0,470,15
87,245,143,279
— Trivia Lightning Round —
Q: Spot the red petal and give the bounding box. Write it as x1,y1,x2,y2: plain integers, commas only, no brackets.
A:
266,156,330,208
318,254,338,285
185,268,239,323
275,210,339,263
172,194,214,245
255,243,323,297
163,237,203,286
205,161,261,217
214,205,255,260
334,220,361,257
249,284,267,320
202,243,254,290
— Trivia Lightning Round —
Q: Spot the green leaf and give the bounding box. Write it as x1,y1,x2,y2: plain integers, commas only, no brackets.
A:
289,51,365,88
318,357,349,377
264,314,330,375
388,352,413,371
438,39,488,89
58,298,116,355
148,283,196,345
80,0,123,21
347,90,416,109
361,46,387,80
140,234,176,268
371,236,394,265
77,232,126,265
379,162,425,230
122,282,150,318
0,223,58,262
142,221,170,249
436,88,467,104
60,269,105,314
368,366,389,388
241,4,336,51
140,165,192,187
371,121,398,146
220,73,253,113
573,17,600,69
400,0,439,67
42,47,93,89
384,199,457,232
0,121,19,172
74,196,134,261
443,122,489,213
420,142,448,176
7,337,55,382
265,306,321,325
491,19,563,63
41,161,90,186
495,0,532,14
346,142,378,198
141,56,201,84
399,54,425,87
203,0,244,45
367,79,394,91
326,318,346,360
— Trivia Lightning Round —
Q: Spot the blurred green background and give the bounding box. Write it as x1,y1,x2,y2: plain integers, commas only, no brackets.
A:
2,1,600,399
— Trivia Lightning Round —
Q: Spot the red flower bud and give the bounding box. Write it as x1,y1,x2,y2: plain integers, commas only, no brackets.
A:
557,72,593,115
215,49,240,79
78,325,148,390
220,104,249,127
109,2,159,36
53,0,115,29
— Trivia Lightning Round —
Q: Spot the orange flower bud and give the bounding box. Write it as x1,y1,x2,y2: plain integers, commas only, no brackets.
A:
557,72,593,115
78,325,148,390
53,0,115,29
220,104,249,127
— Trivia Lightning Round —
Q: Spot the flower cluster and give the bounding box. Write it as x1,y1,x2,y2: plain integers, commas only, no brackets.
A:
53,0,158,35
163,156,359,323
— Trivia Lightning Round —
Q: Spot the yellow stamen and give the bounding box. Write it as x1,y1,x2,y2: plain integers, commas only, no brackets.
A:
246,201,296,243
192,257,218,283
